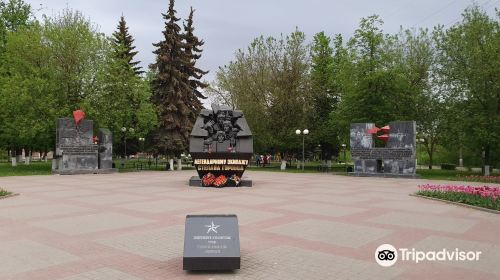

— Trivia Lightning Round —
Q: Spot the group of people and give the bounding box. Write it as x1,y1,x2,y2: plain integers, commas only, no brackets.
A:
255,154,274,167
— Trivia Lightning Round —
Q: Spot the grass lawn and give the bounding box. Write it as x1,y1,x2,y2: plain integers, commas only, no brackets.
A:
0,161,52,177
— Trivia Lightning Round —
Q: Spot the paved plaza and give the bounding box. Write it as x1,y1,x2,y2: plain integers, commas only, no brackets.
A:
0,171,499,280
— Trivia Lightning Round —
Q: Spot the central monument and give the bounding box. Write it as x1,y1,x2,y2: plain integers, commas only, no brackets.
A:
189,104,253,187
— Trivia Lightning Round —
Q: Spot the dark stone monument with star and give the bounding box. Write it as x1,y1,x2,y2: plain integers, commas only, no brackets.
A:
349,121,418,178
188,104,253,187
52,110,116,175
183,215,240,271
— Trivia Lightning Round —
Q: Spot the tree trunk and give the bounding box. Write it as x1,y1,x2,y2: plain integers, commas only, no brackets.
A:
15,148,23,164
459,146,463,167
425,142,434,170
177,157,182,170
483,145,490,176
11,148,16,167
25,149,31,165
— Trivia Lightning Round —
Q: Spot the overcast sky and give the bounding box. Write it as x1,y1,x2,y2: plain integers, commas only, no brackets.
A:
26,0,498,83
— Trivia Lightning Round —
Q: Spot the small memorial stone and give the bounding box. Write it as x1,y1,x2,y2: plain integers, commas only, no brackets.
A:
183,215,240,271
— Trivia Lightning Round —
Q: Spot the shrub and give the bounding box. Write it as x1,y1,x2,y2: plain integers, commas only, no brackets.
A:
441,163,456,170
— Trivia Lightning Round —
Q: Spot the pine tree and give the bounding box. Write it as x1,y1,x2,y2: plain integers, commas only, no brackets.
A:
112,15,143,75
183,7,208,101
150,0,199,156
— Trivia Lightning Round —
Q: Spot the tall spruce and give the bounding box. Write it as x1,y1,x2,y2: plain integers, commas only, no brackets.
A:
183,7,208,102
112,15,143,75
150,0,198,156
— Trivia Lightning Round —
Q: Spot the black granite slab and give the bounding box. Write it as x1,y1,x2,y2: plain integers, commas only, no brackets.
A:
183,215,240,271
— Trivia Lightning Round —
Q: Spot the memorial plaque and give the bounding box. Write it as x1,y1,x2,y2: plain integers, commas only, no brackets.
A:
183,215,240,271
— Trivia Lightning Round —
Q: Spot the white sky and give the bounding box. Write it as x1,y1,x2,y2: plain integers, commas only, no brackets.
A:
26,0,499,83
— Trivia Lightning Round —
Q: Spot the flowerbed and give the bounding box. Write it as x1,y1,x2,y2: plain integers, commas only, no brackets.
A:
0,188,12,197
417,184,500,211
463,175,500,184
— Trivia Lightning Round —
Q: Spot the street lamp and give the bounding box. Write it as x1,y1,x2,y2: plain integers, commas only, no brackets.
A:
138,137,145,158
296,129,309,171
341,143,347,163
121,127,135,160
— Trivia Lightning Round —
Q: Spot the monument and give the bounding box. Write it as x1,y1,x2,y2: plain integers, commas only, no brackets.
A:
349,121,418,178
183,215,240,271
52,110,116,174
189,104,253,187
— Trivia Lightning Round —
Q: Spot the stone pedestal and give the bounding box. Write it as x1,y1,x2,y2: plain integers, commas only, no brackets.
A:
189,176,252,187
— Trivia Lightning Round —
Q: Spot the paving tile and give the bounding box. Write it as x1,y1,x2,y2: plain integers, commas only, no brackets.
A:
368,212,477,234
371,200,455,214
0,204,93,220
98,225,184,261
207,246,402,280
210,194,285,206
63,268,141,280
0,197,48,208
275,202,367,217
41,189,107,198
264,219,392,248
118,199,205,213
411,236,500,275
72,193,148,205
181,207,284,225
0,240,79,277
31,213,154,235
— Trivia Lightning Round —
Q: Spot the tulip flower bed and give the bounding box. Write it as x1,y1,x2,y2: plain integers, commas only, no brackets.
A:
417,184,500,211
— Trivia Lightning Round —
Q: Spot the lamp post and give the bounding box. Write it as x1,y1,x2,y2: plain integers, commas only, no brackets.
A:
341,143,346,163
138,137,145,160
295,129,309,171
121,127,135,160
341,143,347,172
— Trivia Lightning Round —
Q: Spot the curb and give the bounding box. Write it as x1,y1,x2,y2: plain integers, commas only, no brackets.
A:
410,193,500,215
0,193,20,200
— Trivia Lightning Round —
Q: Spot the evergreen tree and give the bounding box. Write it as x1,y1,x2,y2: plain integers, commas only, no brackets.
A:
111,15,143,75
183,7,208,101
150,0,198,156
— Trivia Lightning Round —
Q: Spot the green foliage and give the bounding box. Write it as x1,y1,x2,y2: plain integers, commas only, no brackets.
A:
331,16,408,146
0,22,55,151
309,32,340,158
0,0,31,50
85,15,156,153
183,7,208,100
417,190,500,211
208,29,311,154
111,15,143,75
150,0,203,156
433,5,500,167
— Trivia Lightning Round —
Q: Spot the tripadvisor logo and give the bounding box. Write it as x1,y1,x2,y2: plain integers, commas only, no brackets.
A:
375,244,397,267
375,244,482,267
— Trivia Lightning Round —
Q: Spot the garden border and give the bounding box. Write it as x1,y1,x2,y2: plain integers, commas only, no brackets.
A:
410,193,500,215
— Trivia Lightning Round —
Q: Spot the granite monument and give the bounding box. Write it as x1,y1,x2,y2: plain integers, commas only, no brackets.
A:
349,121,417,178
189,104,253,187
53,110,116,174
